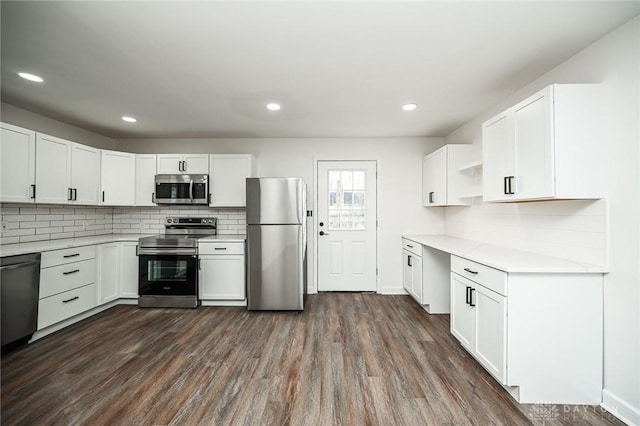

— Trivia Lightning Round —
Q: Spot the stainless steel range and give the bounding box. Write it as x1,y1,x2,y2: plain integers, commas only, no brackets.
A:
138,217,217,308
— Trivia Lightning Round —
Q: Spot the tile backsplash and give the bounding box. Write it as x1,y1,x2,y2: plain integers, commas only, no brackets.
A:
0,204,114,244
0,203,246,245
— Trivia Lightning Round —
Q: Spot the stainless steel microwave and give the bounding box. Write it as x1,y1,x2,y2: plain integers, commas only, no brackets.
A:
154,174,209,205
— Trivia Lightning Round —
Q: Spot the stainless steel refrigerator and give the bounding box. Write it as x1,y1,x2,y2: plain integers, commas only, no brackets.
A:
246,177,307,310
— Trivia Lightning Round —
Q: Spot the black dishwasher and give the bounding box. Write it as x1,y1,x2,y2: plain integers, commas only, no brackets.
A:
1,253,41,351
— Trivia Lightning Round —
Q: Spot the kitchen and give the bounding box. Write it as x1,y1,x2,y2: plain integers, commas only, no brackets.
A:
1,1,639,425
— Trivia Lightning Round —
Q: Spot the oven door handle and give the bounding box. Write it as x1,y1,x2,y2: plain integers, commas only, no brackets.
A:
189,179,194,203
138,248,198,256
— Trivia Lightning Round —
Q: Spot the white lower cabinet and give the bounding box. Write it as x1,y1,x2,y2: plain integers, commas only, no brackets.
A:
402,238,450,314
119,242,139,298
38,246,98,330
450,255,603,404
451,272,506,382
198,241,245,303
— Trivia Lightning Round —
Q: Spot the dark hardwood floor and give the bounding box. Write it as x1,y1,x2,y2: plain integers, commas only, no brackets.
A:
1,294,623,425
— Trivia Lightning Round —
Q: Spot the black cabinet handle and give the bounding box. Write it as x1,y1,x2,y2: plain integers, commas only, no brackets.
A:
62,296,79,303
30,184,36,199
183,161,187,172
68,187,73,201
503,177,508,195
429,191,434,203
63,253,80,258
63,269,80,275
102,191,105,202
508,176,515,195
407,255,412,267
406,244,414,248
73,188,77,201
152,192,155,203
465,286,471,304
214,247,227,250
463,267,478,275
469,288,476,307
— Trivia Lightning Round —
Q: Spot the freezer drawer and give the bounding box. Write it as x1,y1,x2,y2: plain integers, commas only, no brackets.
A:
246,177,304,225
247,224,304,310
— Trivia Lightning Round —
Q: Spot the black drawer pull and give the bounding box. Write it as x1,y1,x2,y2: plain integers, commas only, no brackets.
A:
463,267,478,275
406,244,414,248
63,253,80,258
214,247,227,250
62,296,79,303
63,269,80,275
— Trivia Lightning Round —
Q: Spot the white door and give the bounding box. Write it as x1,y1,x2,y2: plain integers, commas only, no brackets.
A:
513,86,554,200
0,123,36,203
71,143,100,205
135,154,157,206
35,134,72,204
482,112,514,202
317,161,377,292
101,150,135,205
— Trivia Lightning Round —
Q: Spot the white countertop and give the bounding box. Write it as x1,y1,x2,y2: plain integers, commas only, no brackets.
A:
0,233,247,257
0,234,155,257
402,234,607,274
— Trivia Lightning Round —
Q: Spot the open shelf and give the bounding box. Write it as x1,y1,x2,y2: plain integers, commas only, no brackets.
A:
458,160,483,172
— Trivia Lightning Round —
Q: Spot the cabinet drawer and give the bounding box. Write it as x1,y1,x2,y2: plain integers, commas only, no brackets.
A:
39,259,96,299
37,284,96,330
451,256,507,296
41,245,96,268
402,239,421,257
198,242,244,255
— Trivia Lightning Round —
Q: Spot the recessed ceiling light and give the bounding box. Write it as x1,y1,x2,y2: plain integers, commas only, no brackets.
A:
18,72,44,83
402,103,418,111
122,116,137,123
266,103,281,111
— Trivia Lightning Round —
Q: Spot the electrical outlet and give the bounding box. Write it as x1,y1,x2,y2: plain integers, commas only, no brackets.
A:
1,221,8,232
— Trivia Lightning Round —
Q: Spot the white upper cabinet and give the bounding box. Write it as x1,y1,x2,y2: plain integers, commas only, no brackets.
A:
0,122,36,203
101,150,135,205
157,154,209,174
35,133,73,204
35,133,101,205
422,144,473,207
71,144,100,205
135,154,157,206
209,154,255,207
482,84,601,202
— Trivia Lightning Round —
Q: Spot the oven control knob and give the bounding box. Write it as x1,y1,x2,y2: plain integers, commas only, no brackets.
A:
166,218,172,224
208,219,213,224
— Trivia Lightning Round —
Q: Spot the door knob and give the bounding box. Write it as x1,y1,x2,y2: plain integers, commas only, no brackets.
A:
319,231,330,236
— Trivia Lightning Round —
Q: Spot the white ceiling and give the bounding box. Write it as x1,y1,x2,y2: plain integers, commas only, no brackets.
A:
2,1,639,139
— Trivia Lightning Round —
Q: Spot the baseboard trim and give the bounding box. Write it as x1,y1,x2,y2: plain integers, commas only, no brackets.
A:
380,287,409,295
602,389,640,425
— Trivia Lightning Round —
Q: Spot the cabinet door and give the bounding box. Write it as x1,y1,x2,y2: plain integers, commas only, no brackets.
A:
512,86,554,200
71,143,100,205
119,242,139,298
101,150,135,205
412,254,423,303
422,155,432,206
0,123,36,203
135,154,157,206
422,147,448,206
199,255,245,300
156,154,183,174
35,133,72,204
450,274,474,349
402,249,413,296
209,154,253,207
183,154,209,174
482,112,514,202
97,243,120,304
473,284,507,383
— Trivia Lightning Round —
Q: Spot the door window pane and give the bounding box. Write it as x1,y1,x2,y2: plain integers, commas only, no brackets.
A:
327,169,367,231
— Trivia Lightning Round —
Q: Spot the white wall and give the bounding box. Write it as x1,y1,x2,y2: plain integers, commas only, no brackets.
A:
1,103,117,150
118,137,446,293
445,16,640,423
